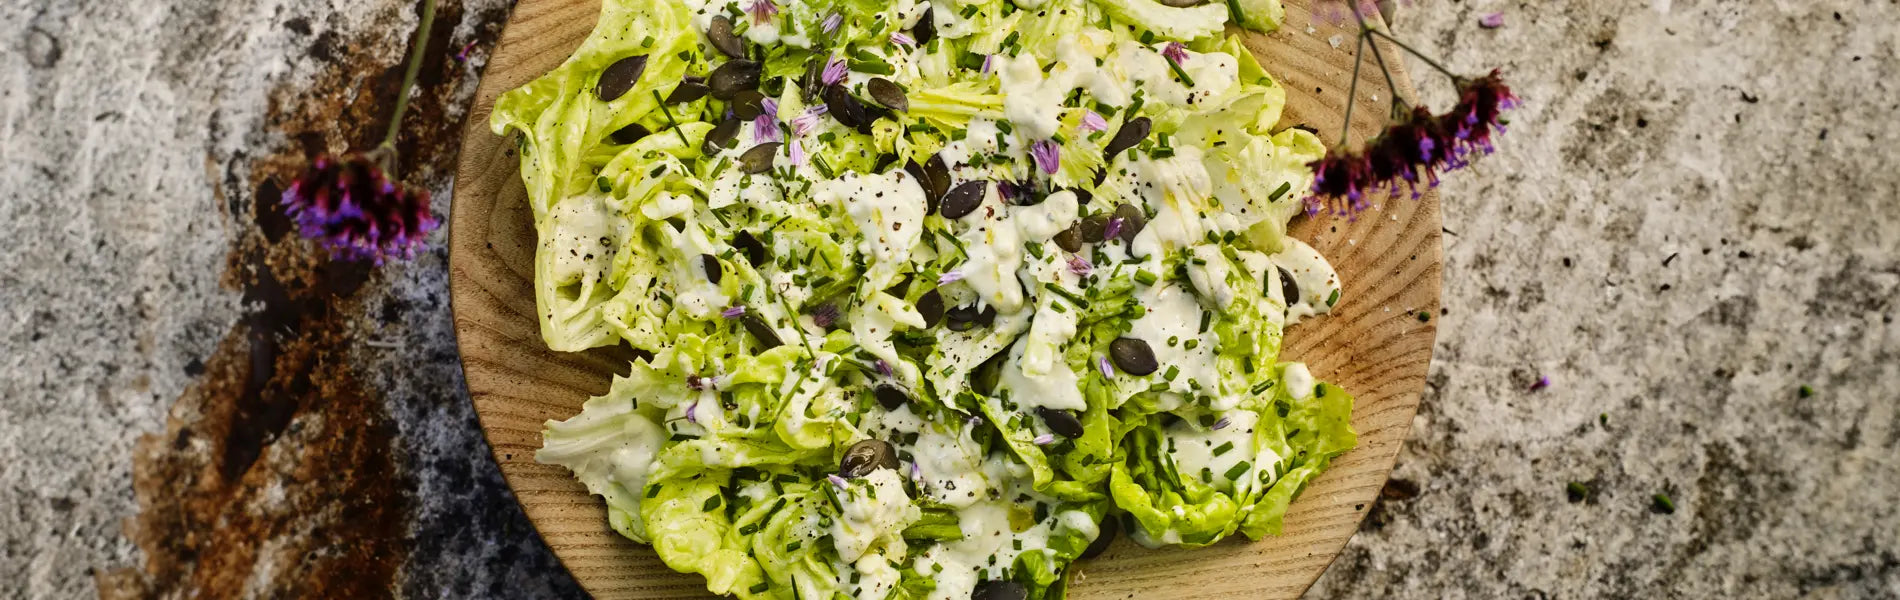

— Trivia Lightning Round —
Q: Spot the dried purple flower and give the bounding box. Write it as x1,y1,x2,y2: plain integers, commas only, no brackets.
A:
1030,139,1060,174
822,54,848,86
1097,356,1113,379
821,12,843,34
1079,110,1109,133
1033,434,1056,446
1103,217,1123,241
1212,417,1232,430
891,31,916,47
1479,12,1505,28
1066,255,1093,276
454,40,477,63
792,105,829,136
938,270,964,285
1307,70,1517,215
282,151,439,264
875,359,894,378
746,0,778,25
1530,375,1550,391
980,54,995,75
722,305,747,318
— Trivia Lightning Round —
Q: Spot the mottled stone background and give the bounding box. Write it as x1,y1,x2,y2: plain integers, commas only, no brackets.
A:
1,0,1894,598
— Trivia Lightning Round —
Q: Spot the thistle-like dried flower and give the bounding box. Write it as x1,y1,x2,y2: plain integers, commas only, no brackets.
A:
1161,42,1189,65
282,151,438,263
1307,70,1517,215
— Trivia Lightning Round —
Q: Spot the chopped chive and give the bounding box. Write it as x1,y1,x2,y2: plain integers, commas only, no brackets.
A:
702,494,723,511
750,582,771,594
1566,481,1590,503
1211,441,1234,456
1652,493,1677,514
1135,269,1158,286
1268,181,1292,201
1222,461,1250,481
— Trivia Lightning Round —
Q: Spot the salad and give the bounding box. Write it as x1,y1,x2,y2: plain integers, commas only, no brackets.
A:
491,0,1356,597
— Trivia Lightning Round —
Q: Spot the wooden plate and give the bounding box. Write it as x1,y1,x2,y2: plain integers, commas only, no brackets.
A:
450,2,1439,597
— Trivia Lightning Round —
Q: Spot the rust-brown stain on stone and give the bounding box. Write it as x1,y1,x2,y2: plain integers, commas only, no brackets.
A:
101,1,504,597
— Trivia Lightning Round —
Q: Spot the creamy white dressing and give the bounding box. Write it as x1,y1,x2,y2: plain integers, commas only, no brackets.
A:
1123,283,1221,398
1271,238,1341,325
546,192,618,287
1166,410,1262,492
830,469,920,562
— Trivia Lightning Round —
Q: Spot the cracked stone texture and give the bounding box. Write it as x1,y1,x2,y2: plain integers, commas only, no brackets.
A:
0,0,1894,598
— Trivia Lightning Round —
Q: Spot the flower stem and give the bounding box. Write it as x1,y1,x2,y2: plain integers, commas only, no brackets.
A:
1366,28,1460,82
381,0,438,151
1354,11,1406,113
1341,30,1366,145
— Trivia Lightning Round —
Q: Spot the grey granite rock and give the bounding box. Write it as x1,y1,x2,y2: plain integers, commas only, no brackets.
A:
0,0,1893,598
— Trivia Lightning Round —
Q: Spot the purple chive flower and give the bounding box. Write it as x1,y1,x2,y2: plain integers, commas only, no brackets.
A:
1162,42,1189,65
753,115,782,144
792,105,830,136
1097,356,1113,378
821,12,843,34
806,302,838,327
1479,12,1505,28
980,54,995,75
1530,375,1551,391
282,152,439,264
1079,110,1109,133
1067,255,1093,276
875,359,894,378
827,474,849,489
1103,217,1124,241
1212,417,1232,431
822,55,849,86
1033,434,1056,446
1031,139,1060,174
722,305,747,318
938,270,964,285
761,97,780,119
685,401,700,424
891,31,916,47
454,41,478,63
909,462,922,481
788,139,807,167
746,0,778,25
966,414,983,427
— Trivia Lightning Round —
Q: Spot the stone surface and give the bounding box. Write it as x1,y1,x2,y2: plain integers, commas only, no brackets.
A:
0,0,1893,598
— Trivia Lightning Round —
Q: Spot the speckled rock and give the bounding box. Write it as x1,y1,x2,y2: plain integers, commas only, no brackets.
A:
0,0,1894,598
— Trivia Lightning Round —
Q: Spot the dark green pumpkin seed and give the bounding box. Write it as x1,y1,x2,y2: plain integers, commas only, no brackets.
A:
733,231,766,266
873,385,910,411
1278,266,1299,305
740,313,782,349
1037,407,1084,439
866,77,908,112
1053,223,1084,252
708,59,761,100
1103,116,1151,160
666,78,710,103
1078,214,1111,243
707,16,746,58
1109,337,1158,375
1114,203,1146,242
972,581,1028,600
740,142,780,173
823,83,866,128
939,181,986,219
704,118,742,154
730,89,766,120
916,289,945,327
1081,517,1117,559
596,55,649,101
700,254,722,284
609,123,651,145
